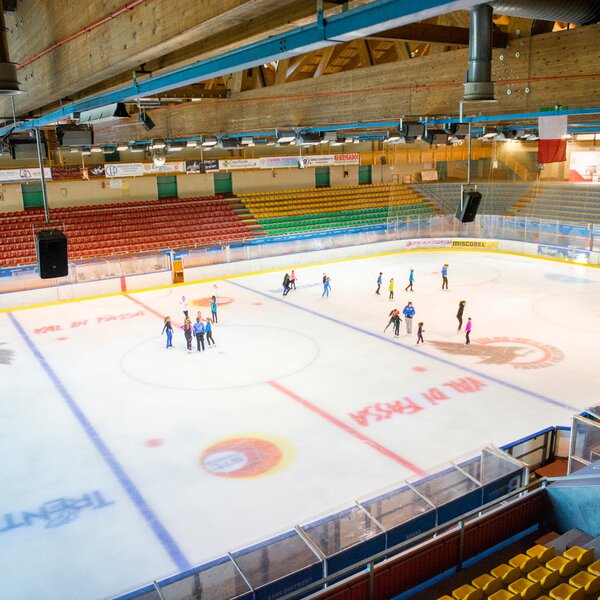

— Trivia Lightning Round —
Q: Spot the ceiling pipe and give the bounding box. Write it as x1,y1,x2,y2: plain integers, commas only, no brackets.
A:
0,9,21,95
490,0,600,25
464,3,495,102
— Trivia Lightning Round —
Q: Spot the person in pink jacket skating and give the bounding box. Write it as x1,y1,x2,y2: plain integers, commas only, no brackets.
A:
465,317,472,346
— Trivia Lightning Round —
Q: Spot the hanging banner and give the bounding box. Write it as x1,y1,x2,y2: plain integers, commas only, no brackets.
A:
185,160,219,173
259,156,300,169
50,165,86,180
333,153,360,165
297,153,361,168
218,158,261,170
84,164,106,179
569,151,600,182
104,163,144,178
0,168,53,183
142,162,186,174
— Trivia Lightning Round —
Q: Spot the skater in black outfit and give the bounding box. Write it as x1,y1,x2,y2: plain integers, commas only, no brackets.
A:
282,273,291,296
456,300,466,332
416,322,425,345
384,309,402,338
183,317,193,353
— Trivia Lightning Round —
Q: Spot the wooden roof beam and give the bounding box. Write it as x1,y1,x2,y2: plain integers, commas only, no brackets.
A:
369,23,508,47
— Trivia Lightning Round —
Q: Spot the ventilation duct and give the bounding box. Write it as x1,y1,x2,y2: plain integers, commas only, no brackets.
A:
0,10,21,95
491,0,600,25
464,4,495,102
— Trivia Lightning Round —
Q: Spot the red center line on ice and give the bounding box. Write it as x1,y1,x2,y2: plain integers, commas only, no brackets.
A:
124,294,183,328
268,380,427,477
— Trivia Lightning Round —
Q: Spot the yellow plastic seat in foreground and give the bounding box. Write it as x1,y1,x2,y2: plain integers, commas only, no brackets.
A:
452,584,483,600
488,590,519,600
546,555,577,578
509,553,539,573
548,582,585,600
563,545,594,566
569,570,600,595
508,577,542,600
472,573,501,596
491,563,520,584
528,566,560,589
527,544,555,564
588,558,600,576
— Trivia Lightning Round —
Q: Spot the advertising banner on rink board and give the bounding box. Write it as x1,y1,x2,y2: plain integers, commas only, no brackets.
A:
185,159,219,173
219,158,261,170
569,151,600,182
143,162,186,174
451,239,500,249
296,153,360,168
537,244,589,263
104,163,145,178
0,168,52,183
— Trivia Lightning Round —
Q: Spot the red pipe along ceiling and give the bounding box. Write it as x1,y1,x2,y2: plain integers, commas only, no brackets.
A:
17,0,147,70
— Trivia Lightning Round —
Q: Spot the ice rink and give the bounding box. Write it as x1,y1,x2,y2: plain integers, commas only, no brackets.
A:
1,248,598,600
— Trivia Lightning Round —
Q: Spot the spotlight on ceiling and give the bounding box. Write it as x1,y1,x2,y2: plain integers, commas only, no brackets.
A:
423,130,449,145
400,122,425,140
138,110,155,131
116,143,129,151
151,139,166,149
276,130,296,143
201,137,218,147
296,132,323,146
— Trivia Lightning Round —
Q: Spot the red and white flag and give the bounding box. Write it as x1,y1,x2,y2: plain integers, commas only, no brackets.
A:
538,115,568,163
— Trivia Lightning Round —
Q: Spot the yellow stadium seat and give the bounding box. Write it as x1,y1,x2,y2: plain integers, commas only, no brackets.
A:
527,566,560,589
509,553,539,573
548,583,585,600
569,570,600,595
527,545,555,563
546,555,577,578
508,577,541,600
437,596,454,600
452,584,483,600
491,564,519,584
588,558,600,576
472,573,501,595
563,546,594,566
488,590,519,600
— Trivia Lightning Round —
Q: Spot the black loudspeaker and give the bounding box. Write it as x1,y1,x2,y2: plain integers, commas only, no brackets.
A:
138,111,155,131
456,191,482,223
380,156,387,165
36,230,68,279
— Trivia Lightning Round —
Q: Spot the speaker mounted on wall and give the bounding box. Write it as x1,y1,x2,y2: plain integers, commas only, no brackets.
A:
455,190,482,223
36,229,69,279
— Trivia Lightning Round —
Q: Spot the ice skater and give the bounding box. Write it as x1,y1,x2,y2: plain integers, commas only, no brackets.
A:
405,269,415,292
183,317,193,353
290,269,297,290
403,301,415,334
375,272,383,295
282,273,291,296
180,296,189,319
388,278,394,300
210,295,218,324
322,276,331,298
441,264,449,290
465,317,472,346
193,317,205,352
384,309,401,338
456,300,466,332
416,322,425,345
205,318,215,348
162,316,174,349
322,273,327,285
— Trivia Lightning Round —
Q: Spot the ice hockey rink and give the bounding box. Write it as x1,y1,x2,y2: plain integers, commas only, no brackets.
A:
1,248,598,600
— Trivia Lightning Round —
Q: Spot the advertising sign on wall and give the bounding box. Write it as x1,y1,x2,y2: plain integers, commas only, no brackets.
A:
185,160,219,173
143,162,186,174
538,244,590,263
218,158,261,170
0,168,53,183
569,151,600,182
104,163,145,178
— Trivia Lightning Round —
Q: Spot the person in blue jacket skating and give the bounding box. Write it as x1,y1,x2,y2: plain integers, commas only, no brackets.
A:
441,264,449,290
375,272,383,295
193,317,205,352
405,269,415,292
402,301,415,334
205,318,215,348
210,295,218,323
322,276,331,298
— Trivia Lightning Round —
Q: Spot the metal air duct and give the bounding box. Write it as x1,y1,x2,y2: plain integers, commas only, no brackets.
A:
491,0,600,25
464,3,495,102
0,9,21,95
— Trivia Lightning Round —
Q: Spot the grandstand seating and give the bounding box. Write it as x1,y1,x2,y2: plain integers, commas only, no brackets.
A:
437,543,600,600
238,183,437,236
0,196,261,268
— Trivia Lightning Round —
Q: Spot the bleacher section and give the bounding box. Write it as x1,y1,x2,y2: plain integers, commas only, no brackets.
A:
438,538,600,600
0,196,260,267
512,184,600,222
238,183,437,236
410,183,533,216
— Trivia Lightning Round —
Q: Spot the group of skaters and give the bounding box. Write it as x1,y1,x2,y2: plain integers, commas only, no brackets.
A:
162,295,219,353
282,270,297,296
379,265,472,346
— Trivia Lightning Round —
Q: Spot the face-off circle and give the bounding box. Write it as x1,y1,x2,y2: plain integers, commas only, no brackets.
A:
200,436,294,478
192,296,234,307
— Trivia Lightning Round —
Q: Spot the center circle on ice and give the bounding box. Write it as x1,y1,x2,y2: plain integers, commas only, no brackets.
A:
193,296,233,307
119,325,319,390
200,437,288,478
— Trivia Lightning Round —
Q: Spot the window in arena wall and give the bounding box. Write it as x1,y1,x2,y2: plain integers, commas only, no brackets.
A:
359,165,372,185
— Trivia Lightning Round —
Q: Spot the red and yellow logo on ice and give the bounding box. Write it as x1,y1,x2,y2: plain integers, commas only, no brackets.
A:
200,435,294,478
193,296,234,307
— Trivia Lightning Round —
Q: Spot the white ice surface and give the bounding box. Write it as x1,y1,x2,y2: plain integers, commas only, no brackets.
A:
1,250,598,599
